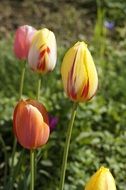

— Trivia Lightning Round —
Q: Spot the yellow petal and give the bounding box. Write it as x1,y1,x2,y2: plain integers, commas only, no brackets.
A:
85,166,116,190
83,47,98,100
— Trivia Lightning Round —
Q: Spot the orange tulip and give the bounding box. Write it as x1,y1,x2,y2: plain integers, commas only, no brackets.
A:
13,99,50,149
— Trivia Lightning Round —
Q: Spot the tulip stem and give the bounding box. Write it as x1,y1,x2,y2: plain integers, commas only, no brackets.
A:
30,150,35,190
36,74,41,101
34,74,41,183
59,102,78,190
10,61,26,190
19,61,26,99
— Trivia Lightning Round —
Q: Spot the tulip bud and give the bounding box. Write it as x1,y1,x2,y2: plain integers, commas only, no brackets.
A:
14,25,36,60
28,28,57,74
13,99,50,149
61,41,98,102
84,166,116,190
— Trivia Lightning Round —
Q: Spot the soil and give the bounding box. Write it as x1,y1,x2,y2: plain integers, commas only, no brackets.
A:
0,0,96,45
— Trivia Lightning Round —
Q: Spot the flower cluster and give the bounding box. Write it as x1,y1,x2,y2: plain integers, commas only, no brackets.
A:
12,24,117,190
13,25,58,149
14,25,57,74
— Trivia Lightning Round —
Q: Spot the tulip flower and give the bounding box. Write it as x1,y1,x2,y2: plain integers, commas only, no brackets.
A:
28,28,57,74
13,99,50,149
84,166,116,190
14,25,36,60
61,41,98,102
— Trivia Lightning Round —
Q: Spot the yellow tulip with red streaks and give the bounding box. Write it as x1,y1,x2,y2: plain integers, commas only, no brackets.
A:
61,41,98,102
28,28,57,74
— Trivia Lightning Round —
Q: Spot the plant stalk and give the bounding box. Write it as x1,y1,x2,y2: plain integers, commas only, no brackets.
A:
36,74,41,101
30,150,35,190
59,102,78,190
34,74,42,185
19,63,26,99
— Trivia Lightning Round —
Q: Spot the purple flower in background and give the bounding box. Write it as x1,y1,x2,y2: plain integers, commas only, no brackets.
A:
49,115,59,132
104,21,115,30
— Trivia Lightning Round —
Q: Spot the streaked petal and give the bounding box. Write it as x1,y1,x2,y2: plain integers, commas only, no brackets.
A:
61,41,98,102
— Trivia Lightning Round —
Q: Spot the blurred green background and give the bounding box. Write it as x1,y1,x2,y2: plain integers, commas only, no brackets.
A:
0,0,126,189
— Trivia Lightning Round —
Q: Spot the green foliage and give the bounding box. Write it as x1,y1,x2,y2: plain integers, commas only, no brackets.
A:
0,0,126,190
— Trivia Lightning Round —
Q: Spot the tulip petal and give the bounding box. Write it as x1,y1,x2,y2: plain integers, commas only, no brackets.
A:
61,44,77,99
35,122,50,147
84,48,98,100
28,39,40,71
27,99,49,125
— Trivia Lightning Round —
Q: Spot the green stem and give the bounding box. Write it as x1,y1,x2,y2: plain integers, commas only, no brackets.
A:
59,102,78,190
36,74,41,100
30,150,35,190
34,74,42,184
10,61,26,190
0,134,8,188
19,62,26,99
